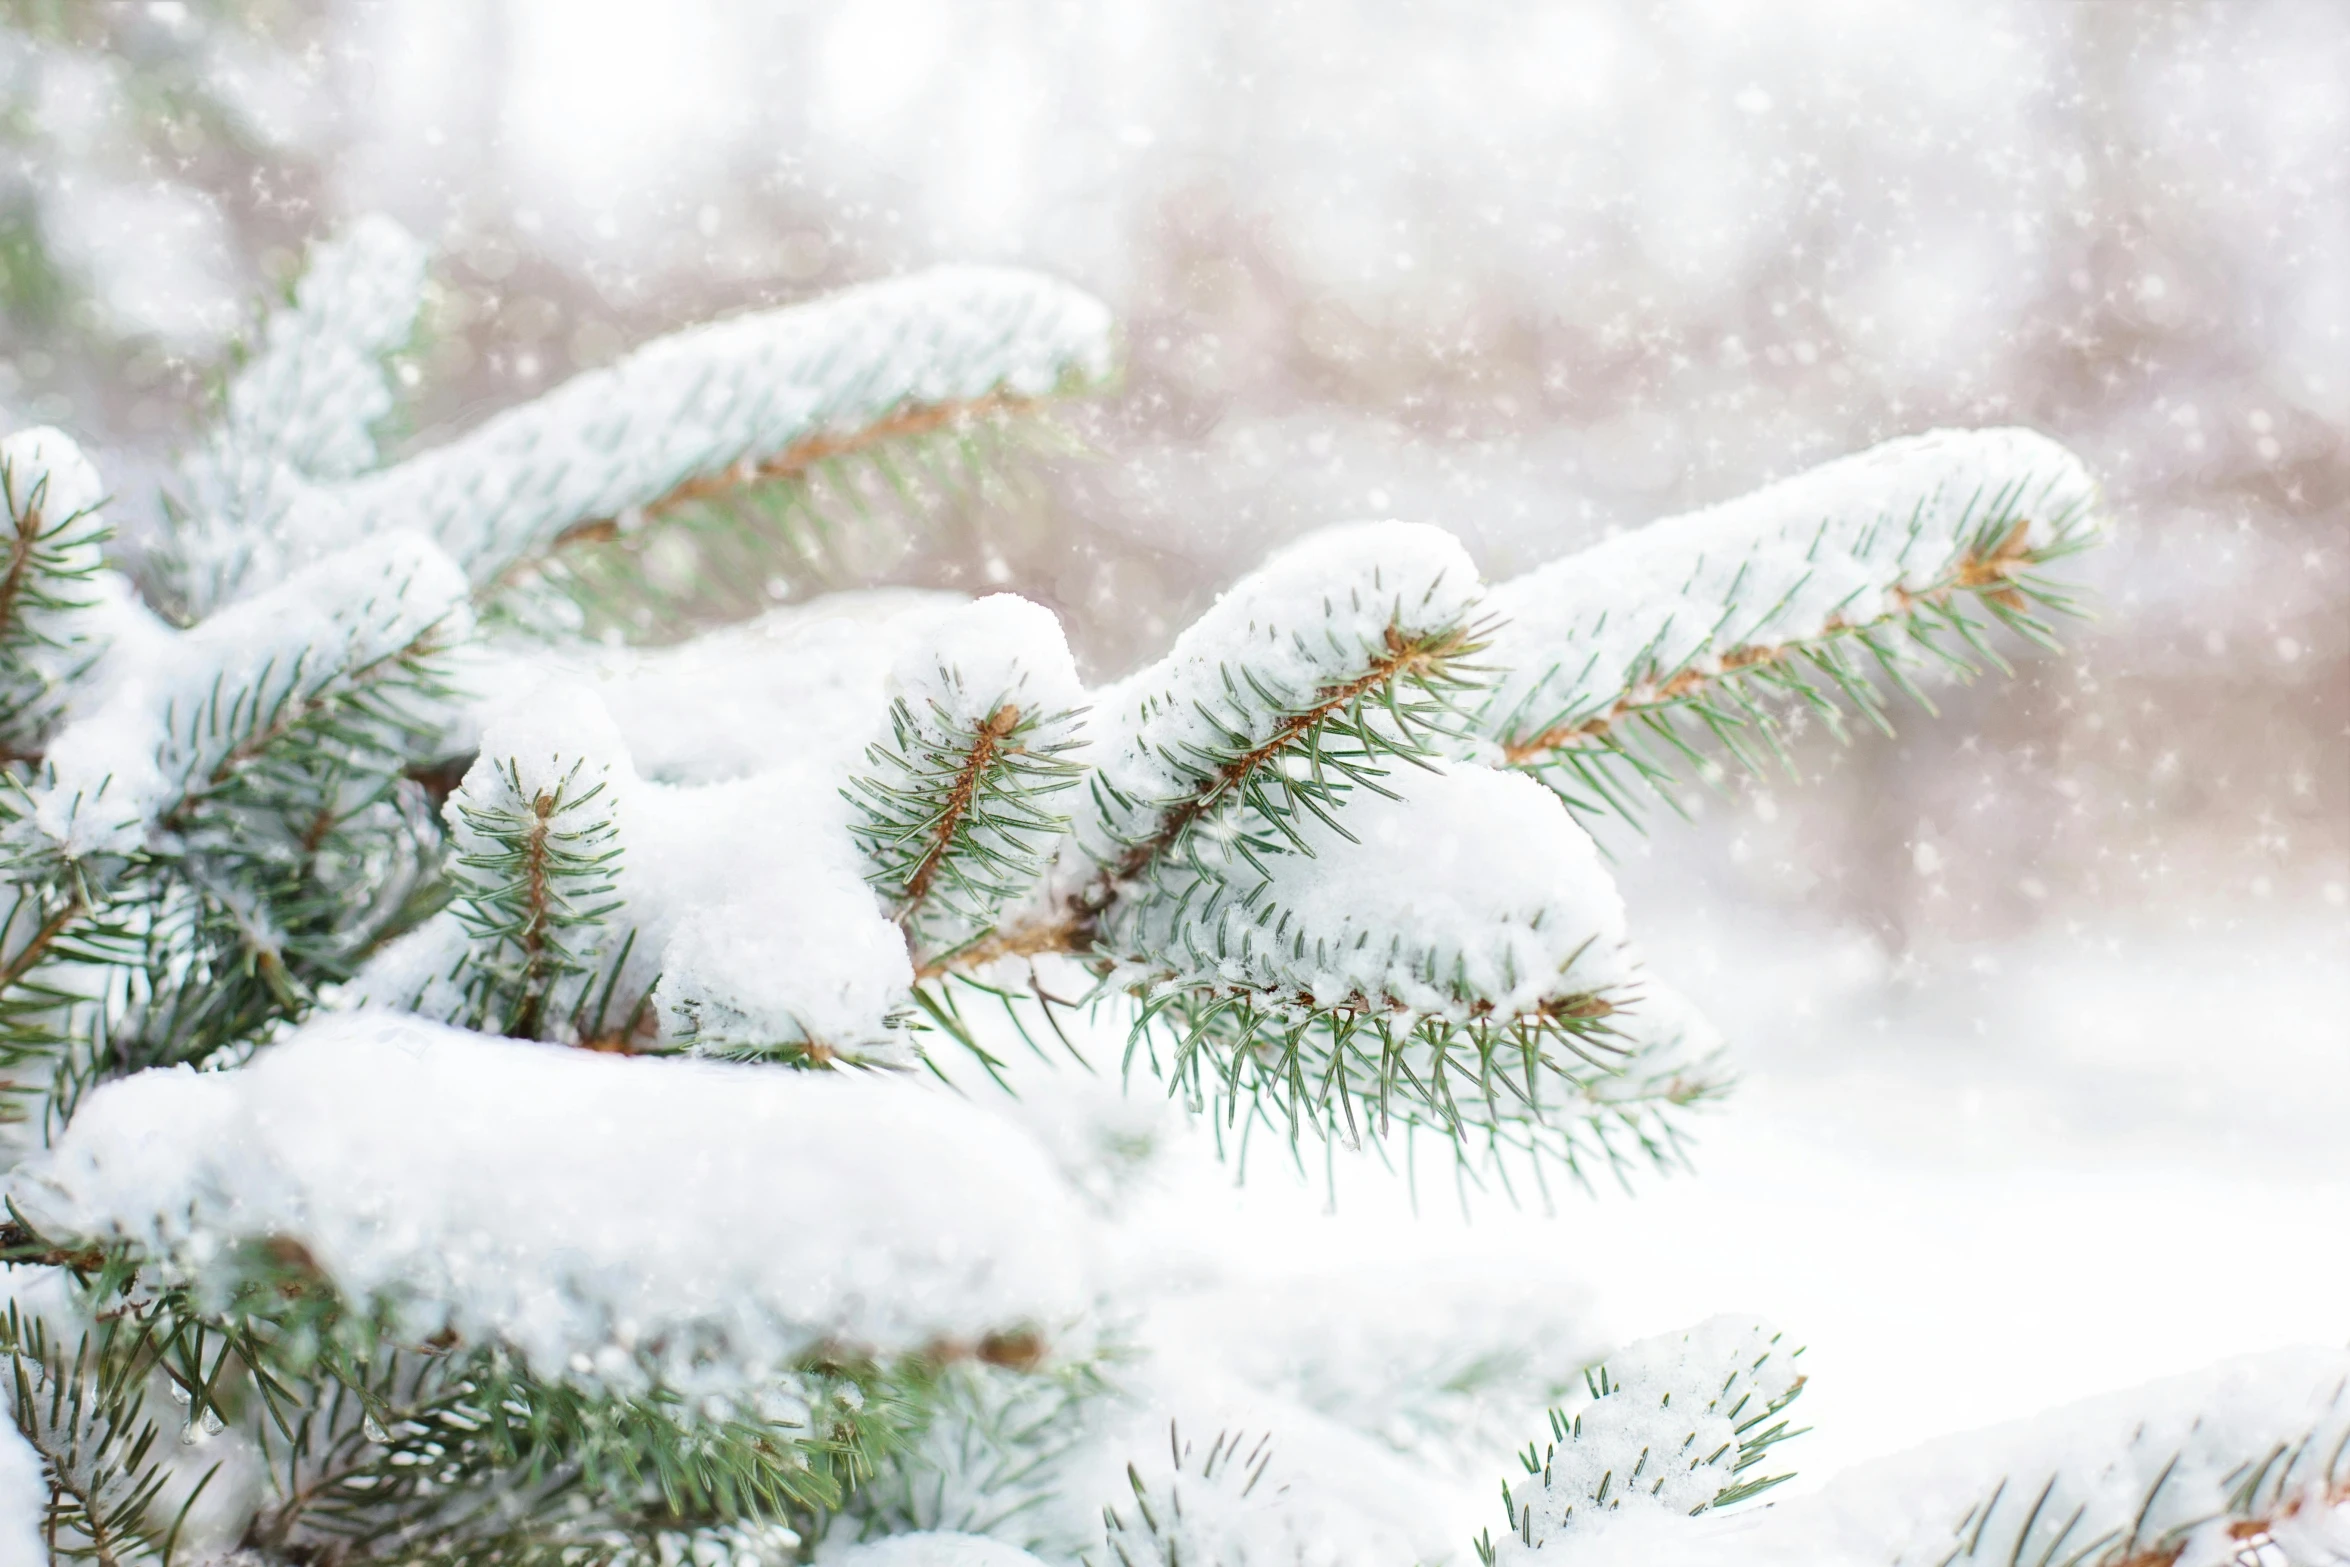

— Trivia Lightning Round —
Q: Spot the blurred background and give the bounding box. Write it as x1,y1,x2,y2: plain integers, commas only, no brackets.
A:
3,0,2346,1484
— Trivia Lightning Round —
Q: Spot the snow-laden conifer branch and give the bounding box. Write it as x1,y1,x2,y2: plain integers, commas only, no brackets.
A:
850,597,1088,972
164,216,432,620
1482,429,2102,821
0,430,112,756
1517,1348,2350,1567
832,1358,1118,1557
1481,1317,1806,1565
31,531,470,862
0,1300,202,1565
285,266,1114,599
357,680,921,1062
1120,760,1664,1160
234,1332,908,1560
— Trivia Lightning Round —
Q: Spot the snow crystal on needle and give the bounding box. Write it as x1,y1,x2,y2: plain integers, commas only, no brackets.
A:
34,530,470,855
1480,428,2099,745
304,266,1115,581
1115,760,1634,1020
1072,520,1482,875
9,1014,1087,1391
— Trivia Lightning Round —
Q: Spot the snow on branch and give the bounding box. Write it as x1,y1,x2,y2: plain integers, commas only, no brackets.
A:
0,1299,194,1567
0,429,113,757
27,531,470,860
300,266,1115,592
168,216,431,617
1523,1347,2350,1567
1122,760,1651,1149
1062,521,1486,935
1484,1317,1806,1564
210,215,428,484
850,595,1088,972
445,740,627,1043
6,1013,1090,1394
355,681,915,1060
1482,428,2101,819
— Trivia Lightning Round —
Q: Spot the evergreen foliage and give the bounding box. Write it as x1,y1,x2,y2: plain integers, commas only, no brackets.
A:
445,756,627,1042
0,214,2324,1567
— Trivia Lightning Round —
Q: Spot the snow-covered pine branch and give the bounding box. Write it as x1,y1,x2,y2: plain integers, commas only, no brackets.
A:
356,679,918,1062
1488,1339,2350,1567
1482,1317,1807,1564
0,431,113,757
32,530,468,862
444,749,626,1042
1481,428,2101,822
850,596,1088,973
171,250,1118,627
165,216,431,620
0,210,2139,1566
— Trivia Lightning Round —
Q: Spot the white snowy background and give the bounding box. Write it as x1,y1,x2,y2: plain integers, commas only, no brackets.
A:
4,0,2345,1508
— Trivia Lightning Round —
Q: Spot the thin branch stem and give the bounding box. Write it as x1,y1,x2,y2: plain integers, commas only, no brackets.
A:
1499,521,2040,767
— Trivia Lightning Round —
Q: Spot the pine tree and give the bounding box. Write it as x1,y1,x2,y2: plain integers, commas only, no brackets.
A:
0,218,2339,1567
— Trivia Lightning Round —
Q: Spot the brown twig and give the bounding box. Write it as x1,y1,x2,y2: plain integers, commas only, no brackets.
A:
0,485,46,648
0,893,86,995
896,703,1019,931
914,916,1080,982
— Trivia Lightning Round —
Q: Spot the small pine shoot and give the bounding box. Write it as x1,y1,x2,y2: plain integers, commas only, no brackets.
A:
446,756,627,1042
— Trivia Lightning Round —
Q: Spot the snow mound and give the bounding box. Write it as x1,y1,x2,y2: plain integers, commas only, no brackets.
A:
9,1014,1090,1393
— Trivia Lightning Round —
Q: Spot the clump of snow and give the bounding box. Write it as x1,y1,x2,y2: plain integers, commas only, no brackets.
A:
31,530,471,857
643,759,915,1054
536,590,964,784
0,425,104,526
1110,759,1636,1021
1070,519,1483,882
1479,428,2100,747
1496,1316,1802,1561
285,266,1115,584
1537,1346,2350,1566
1152,1259,1607,1481
889,594,1084,736
352,676,914,1054
7,1014,1089,1393
454,677,632,814
0,1418,43,1567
